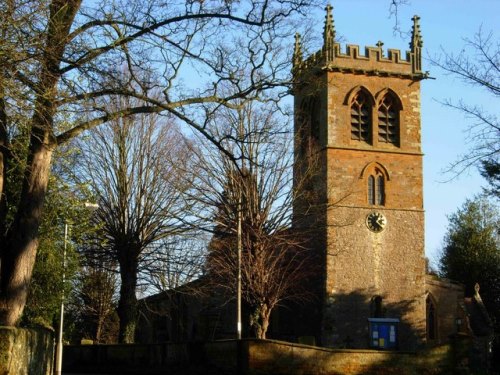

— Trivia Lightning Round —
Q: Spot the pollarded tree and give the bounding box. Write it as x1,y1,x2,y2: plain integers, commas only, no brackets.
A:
0,0,315,327
76,99,194,343
439,195,500,319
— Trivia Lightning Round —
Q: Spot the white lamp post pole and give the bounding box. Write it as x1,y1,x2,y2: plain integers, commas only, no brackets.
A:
54,203,98,375
55,222,68,375
237,195,242,340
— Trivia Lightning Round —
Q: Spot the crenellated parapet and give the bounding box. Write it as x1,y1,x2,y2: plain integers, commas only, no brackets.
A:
293,5,428,80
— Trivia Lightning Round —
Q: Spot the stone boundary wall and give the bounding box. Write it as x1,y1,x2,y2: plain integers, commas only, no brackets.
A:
0,327,54,375
63,342,190,373
63,338,469,374
239,339,457,375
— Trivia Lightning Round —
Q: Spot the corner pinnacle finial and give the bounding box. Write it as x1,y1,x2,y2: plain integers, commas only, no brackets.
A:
323,4,335,49
410,15,423,50
293,32,303,69
410,15,423,74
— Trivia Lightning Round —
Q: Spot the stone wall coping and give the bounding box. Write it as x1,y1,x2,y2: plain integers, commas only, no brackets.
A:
241,338,418,355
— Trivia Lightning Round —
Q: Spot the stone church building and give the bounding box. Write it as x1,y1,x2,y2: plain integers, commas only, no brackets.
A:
139,7,492,355
289,5,492,352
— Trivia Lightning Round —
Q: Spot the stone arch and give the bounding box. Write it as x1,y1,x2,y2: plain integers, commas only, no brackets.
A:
344,85,375,106
297,95,321,153
359,162,390,181
346,86,374,143
361,162,390,206
375,88,402,146
300,96,321,133
375,88,403,110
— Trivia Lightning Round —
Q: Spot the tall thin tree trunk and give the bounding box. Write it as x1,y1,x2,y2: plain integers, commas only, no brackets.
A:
117,253,139,343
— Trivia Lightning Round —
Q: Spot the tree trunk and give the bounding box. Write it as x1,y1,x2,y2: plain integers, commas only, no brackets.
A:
0,0,81,327
251,303,272,339
96,316,104,343
0,139,53,325
117,253,139,343
0,87,8,240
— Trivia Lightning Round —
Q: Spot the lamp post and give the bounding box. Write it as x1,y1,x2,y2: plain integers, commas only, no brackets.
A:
237,194,242,340
55,222,68,375
55,202,98,375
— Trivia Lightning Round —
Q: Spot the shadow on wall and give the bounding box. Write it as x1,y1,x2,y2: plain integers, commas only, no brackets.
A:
62,338,479,375
136,286,426,352
321,288,424,351
241,339,476,375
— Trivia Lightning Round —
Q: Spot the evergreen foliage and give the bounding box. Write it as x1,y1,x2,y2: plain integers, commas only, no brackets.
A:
439,196,500,344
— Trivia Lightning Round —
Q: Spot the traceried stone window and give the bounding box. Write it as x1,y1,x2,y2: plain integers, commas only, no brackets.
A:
378,94,400,145
368,170,385,206
350,90,371,143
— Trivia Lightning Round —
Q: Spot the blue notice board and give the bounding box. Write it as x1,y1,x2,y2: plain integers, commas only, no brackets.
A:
368,318,399,349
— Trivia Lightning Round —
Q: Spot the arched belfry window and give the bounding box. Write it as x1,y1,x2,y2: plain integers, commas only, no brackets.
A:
378,93,400,145
368,169,385,206
298,96,320,155
350,90,372,143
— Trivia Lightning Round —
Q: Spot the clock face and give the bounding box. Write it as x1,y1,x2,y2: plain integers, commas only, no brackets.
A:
366,212,387,232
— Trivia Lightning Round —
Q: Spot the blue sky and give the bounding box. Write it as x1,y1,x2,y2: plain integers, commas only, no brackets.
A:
321,1,498,265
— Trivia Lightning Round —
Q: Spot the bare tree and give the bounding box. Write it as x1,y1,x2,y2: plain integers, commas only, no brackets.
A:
185,101,315,339
72,260,118,343
76,99,194,343
145,236,208,295
0,0,315,326
431,28,499,177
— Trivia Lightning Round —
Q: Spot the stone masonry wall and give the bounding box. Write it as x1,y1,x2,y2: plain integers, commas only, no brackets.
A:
322,68,426,350
425,276,465,344
63,339,469,375
0,327,54,375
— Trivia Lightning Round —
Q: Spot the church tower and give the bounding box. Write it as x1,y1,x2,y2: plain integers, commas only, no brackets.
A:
293,6,428,350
